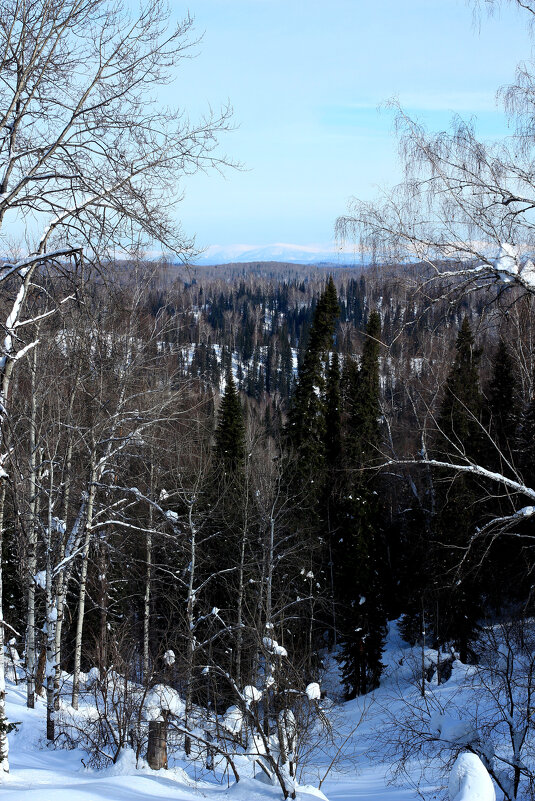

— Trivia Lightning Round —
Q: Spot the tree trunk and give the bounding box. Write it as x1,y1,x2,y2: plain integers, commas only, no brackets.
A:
98,539,108,673
35,638,46,698
143,459,154,682
71,455,97,710
147,717,168,769
71,525,92,711
0,484,9,772
45,465,57,741
421,601,426,698
184,498,196,757
25,345,38,709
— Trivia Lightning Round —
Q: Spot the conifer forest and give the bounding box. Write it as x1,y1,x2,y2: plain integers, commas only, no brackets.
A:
3,1,535,801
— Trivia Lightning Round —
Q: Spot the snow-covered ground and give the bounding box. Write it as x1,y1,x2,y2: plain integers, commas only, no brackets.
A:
0,622,505,801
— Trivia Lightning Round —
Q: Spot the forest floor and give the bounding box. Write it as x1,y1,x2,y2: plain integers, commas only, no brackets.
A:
0,624,470,801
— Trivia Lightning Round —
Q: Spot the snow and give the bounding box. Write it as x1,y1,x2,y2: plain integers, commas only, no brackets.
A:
144,685,185,720
51,517,67,534
0,619,511,801
448,752,495,801
85,667,100,687
490,242,535,289
243,685,262,704
194,242,362,267
34,571,46,589
430,712,477,746
494,242,519,279
262,636,288,658
305,682,321,700
222,704,243,734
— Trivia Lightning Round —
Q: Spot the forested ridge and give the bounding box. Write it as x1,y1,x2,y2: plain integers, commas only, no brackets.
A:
4,258,534,764
3,0,535,797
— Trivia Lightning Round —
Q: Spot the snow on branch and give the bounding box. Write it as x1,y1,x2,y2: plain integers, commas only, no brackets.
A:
382,458,535,501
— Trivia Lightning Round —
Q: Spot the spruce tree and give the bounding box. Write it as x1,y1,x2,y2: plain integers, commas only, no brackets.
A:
285,277,340,669
348,310,381,464
215,368,245,471
486,338,518,462
287,276,340,465
520,376,535,492
205,366,249,690
325,351,342,468
434,318,483,662
437,317,482,458
481,340,525,611
336,310,387,698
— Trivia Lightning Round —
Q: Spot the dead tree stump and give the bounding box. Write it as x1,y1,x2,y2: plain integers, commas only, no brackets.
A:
147,717,168,770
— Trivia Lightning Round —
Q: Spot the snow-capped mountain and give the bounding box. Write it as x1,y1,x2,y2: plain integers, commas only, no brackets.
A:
193,242,364,266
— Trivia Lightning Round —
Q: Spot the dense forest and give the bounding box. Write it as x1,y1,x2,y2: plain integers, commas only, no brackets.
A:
1,256,533,795
4,0,535,798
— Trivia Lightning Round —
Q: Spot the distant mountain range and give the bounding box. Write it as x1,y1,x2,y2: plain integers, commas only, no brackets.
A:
192,242,364,266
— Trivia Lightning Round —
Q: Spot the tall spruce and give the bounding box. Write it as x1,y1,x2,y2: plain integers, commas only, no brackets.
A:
520,373,535,492
486,338,518,463
286,277,340,669
437,317,482,458
325,351,342,468
482,340,524,610
215,368,246,471
204,366,251,694
287,276,340,465
434,317,483,662
336,310,387,699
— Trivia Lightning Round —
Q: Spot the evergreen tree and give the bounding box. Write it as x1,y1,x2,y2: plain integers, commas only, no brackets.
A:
434,318,483,662
481,340,525,611
336,310,387,698
287,276,339,466
285,277,340,669
215,368,245,471
204,368,253,695
325,352,342,468
486,338,518,462
519,375,535,492
437,317,482,458
348,310,381,465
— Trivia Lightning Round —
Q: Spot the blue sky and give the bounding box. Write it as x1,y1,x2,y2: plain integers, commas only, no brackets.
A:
168,0,531,255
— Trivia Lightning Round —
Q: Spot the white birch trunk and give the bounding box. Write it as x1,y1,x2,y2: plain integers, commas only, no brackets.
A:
71,454,97,710
184,499,197,756
26,345,38,709
0,483,9,772
143,459,154,682
45,465,57,741
53,493,87,714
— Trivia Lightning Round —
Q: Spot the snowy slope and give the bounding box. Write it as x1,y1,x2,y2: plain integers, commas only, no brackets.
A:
0,622,505,801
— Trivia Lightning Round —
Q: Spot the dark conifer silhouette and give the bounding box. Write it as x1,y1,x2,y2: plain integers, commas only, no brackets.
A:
215,368,246,471
336,310,387,698
434,317,483,663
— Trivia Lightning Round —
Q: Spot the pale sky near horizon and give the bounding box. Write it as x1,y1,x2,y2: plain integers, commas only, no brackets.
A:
167,0,531,253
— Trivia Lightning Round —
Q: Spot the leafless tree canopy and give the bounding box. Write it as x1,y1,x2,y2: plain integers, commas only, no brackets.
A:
0,0,233,262
336,0,535,298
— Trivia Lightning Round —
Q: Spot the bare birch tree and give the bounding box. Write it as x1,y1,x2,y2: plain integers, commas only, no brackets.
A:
0,0,233,771
337,1,535,302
